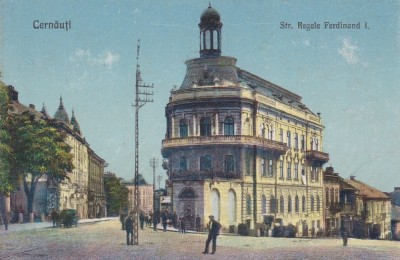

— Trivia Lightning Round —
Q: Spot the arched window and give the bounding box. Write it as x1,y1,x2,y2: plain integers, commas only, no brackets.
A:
224,117,234,135
200,117,211,136
311,195,315,211
295,195,299,212
261,195,267,214
211,189,220,221
246,194,251,215
205,30,211,49
270,195,276,213
179,119,188,138
302,195,306,212
288,195,292,213
180,156,187,171
330,188,334,206
213,30,218,50
280,195,284,213
317,195,320,212
228,190,237,224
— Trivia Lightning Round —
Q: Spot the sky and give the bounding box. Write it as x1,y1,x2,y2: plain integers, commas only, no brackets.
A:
1,0,399,192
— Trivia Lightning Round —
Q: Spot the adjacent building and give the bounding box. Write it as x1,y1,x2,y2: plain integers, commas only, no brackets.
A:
123,174,153,214
6,86,105,220
161,5,329,235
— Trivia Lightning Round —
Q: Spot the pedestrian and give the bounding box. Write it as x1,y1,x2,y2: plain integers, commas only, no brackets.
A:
124,212,135,245
161,209,169,232
120,211,126,230
180,215,186,234
148,210,152,227
202,215,221,255
340,226,349,246
196,215,201,232
153,210,159,231
139,211,145,230
51,209,57,227
19,212,23,224
172,211,177,229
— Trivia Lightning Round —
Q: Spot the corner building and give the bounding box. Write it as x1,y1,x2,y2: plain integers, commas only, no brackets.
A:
161,5,329,236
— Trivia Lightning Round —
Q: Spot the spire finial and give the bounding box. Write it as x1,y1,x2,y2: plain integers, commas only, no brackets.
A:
59,95,64,109
209,2,212,8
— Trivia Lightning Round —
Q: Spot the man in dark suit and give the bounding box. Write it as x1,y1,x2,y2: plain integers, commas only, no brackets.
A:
124,212,135,245
202,215,221,254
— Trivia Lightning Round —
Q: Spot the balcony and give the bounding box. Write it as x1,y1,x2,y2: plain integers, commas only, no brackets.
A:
162,135,288,155
169,170,239,180
306,150,329,165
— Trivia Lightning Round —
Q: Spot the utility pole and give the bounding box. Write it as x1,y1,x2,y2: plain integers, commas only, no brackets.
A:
133,39,153,245
149,158,158,214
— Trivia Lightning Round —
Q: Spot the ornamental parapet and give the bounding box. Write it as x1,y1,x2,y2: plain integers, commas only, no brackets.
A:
305,150,329,164
169,170,239,180
162,135,288,154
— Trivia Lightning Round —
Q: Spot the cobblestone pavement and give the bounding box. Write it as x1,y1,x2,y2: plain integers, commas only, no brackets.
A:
1,219,399,259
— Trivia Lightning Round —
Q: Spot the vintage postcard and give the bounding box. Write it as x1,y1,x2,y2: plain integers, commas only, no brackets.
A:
1,1,399,259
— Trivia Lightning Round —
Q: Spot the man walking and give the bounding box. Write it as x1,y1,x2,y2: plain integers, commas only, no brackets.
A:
139,211,145,230
125,212,135,245
202,215,221,255
195,215,201,232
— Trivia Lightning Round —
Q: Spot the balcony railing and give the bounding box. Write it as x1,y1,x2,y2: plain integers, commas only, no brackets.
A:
162,135,288,154
169,170,239,180
306,150,329,164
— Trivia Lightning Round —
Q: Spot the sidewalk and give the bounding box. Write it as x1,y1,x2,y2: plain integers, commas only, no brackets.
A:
0,217,118,233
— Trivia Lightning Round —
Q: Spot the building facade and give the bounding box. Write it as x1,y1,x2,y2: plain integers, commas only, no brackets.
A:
342,177,391,239
323,167,342,236
123,175,153,214
161,5,329,236
88,147,106,218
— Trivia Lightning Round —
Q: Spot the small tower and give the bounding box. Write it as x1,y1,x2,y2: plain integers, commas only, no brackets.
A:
41,103,50,118
70,109,81,135
199,3,222,58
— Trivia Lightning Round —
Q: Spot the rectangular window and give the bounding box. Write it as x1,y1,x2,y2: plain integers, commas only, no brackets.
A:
287,131,291,147
200,155,212,171
224,155,234,173
279,161,284,179
287,162,291,179
245,154,251,175
268,159,273,177
261,158,266,176
180,157,187,171
294,163,299,179
301,135,305,151
294,133,298,149
279,128,283,142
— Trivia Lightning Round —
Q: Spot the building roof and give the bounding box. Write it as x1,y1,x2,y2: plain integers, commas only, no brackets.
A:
200,4,221,24
70,109,81,135
343,177,389,200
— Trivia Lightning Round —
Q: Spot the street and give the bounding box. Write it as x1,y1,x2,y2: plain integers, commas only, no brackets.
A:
1,219,399,259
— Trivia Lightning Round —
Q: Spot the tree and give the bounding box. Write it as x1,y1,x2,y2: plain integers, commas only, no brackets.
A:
0,81,13,195
104,174,129,215
6,110,74,214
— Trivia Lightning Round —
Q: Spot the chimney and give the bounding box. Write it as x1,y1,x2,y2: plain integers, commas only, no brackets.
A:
350,176,356,180
29,104,35,109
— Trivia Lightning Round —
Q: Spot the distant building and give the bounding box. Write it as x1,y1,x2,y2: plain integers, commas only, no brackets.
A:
388,187,400,240
88,147,106,218
342,176,391,239
323,167,342,236
161,5,329,235
122,174,153,214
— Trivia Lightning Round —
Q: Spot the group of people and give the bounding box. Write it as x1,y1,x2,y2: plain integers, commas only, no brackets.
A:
119,210,222,254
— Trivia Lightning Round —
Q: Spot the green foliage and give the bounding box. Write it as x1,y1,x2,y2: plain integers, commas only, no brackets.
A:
7,111,74,180
0,81,13,194
104,175,129,214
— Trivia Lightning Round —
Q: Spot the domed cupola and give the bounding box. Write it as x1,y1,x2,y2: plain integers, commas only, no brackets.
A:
54,96,70,124
199,3,222,58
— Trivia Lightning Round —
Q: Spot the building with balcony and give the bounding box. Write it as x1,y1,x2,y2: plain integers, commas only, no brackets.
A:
161,4,329,236
323,167,342,236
